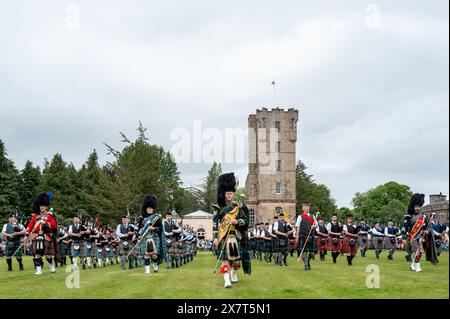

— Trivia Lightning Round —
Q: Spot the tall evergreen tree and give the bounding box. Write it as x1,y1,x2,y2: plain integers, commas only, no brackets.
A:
199,162,222,212
18,160,41,213
0,139,19,220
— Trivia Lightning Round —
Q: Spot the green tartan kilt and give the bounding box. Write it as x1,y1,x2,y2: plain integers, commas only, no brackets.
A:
297,234,317,253
262,239,272,253
96,246,108,259
5,240,22,257
217,238,243,261
106,244,114,257
277,237,289,253
256,239,263,251
272,237,279,252
84,242,96,257
140,236,162,256
71,241,87,257
58,242,70,256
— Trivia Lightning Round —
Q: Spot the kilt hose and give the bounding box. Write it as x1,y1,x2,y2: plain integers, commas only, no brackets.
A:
297,233,317,253
342,236,359,254
327,236,342,252
317,235,329,251
5,240,22,257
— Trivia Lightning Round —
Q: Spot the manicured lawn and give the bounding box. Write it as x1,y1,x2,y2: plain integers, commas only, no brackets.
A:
0,251,447,299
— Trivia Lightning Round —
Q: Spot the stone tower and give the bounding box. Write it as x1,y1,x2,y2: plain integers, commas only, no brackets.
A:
245,107,298,223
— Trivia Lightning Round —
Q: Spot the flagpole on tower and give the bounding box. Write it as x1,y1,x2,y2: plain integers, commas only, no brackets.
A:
271,79,276,107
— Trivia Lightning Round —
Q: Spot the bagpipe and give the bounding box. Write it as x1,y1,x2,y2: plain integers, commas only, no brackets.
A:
126,213,161,258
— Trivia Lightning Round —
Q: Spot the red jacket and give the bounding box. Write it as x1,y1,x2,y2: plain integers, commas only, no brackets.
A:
27,212,58,234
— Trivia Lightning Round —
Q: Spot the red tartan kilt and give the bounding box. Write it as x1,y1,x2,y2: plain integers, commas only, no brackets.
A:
32,239,56,256
342,236,358,254
289,238,298,251
327,236,342,252
317,236,329,250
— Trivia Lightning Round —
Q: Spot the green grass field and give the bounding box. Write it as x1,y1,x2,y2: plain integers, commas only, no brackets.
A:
0,251,448,299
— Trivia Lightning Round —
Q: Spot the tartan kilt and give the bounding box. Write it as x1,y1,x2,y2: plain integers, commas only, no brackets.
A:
317,235,329,251
263,240,272,253
167,241,177,257
140,236,162,256
106,244,114,257
297,234,317,253
58,242,70,256
84,242,96,257
5,240,22,257
217,237,243,261
327,236,342,252
289,237,298,251
118,241,132,256
342,236,359,254
256,239,263,252
176,244,184,257
71,241,87,257
358,235,370,249
384,237,397,250
249,239,256,251
372,236,385,250
32,239,56,256
271,237,280,252
276,237,289,253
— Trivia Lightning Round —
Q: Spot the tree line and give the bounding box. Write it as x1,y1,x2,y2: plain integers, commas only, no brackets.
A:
0,123,413,226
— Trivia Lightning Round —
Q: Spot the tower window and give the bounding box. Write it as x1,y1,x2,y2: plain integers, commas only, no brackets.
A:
276,182,281,194
249,210,255,226
276,141,281,153
276,160,281,172
275,121,281,133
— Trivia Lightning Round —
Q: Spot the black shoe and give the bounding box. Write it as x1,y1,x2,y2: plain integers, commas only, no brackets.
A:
7,268,12,272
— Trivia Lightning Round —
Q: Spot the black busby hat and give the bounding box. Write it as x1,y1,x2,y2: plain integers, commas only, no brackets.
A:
407,193,425,215
32,192,51,214
141,194,158,215
217,173,237,207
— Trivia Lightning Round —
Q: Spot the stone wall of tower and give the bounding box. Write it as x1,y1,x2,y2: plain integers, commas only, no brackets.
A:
245,107,298,223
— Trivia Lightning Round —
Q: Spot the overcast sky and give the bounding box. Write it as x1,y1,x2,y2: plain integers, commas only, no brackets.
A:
0,0,448,208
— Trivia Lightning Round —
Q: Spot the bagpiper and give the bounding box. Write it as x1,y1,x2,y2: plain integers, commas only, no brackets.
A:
84,219,98,269
273,211,293,267
116,215,137,270
295,201,318,271
247,226,256,259
163,211,182,269
326,213,342,264
56,226,69,267
255,223,264,262
371,221,385,259
404,193,427,272
96,228,109,268
315,216,329,261
384,219,400,261
138,194,167,275
26,192,58,275
212,173,251,289
68,215,87,270
2,213,26,271
342,214,359,266
358,218,371,258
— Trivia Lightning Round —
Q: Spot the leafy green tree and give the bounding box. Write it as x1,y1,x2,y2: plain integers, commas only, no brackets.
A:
351,181,413,224
295,161,337,218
